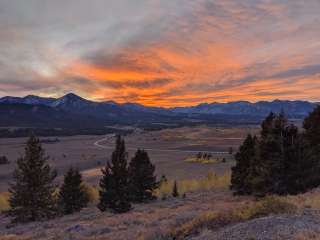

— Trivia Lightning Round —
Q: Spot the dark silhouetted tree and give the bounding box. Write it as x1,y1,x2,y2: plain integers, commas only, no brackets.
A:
258,112,287,195
304,106,320,146
58,167,89,215
300,106,320,192
128,149,157,202
98,135,131,213
0,156,9,165
229,147,234,155
172,180,179,198
8,135,57,223
232,110,320,197
280,124,306,194
231,134,257,194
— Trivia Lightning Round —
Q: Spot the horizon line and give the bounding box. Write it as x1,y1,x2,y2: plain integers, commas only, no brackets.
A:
0,92,319,109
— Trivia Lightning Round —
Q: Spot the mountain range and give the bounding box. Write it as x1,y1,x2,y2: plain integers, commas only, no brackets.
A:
0,93,318,129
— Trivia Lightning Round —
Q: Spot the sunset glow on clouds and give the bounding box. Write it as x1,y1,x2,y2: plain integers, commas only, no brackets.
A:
1,0,320,107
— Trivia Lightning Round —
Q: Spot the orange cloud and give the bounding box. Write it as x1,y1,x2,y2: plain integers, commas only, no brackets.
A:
4,1,320,106
63,37,243,107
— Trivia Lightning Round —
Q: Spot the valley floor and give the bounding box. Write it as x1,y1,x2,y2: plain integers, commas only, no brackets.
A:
0,126,256,191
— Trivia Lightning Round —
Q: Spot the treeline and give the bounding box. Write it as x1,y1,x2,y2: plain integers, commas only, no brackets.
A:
231,106,320,196
0,128,132,138
6,135,167,223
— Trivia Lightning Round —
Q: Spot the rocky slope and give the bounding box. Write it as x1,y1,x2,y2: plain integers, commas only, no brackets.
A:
195,210,320,240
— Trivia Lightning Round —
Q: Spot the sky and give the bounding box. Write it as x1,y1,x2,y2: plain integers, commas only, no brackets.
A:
0,0,320,107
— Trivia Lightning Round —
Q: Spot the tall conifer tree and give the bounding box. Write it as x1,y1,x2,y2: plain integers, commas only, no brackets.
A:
98,135,131,213
231,134,257,194
128,149,157,202
172,180,179,198
304,106,320,146
232,110,320,196
9,135,57,223
58,167,88,215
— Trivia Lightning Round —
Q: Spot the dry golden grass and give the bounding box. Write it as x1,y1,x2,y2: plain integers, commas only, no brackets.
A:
284,189,320,210
159,196,297,240
0,192,10,212
0,182,99,214
155,171,231,198
82,183,99,204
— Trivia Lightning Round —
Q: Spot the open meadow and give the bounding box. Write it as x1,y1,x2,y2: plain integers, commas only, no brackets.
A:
0,125,259,192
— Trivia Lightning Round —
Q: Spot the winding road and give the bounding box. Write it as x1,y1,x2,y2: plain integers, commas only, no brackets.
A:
94,134,230,154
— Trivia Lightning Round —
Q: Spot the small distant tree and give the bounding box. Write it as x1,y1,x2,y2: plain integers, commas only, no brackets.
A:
98,135,131,213
159,175,168,186
172,180,179,198
128,149,158,203
229,147,233,155
0,156,9,165
58,167,89,215
8,135,57,223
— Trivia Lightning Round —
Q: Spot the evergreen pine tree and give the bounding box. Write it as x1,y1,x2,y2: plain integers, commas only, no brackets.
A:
58,167,89,215
0,156,9,165
254,112,286,195
281,124,306,194
301,106,320,192
232,110,320,196
230,134,257,194
172,180,179,198
8,135,57,223
98,135,131,213
128,149,157,203
303,106,320,146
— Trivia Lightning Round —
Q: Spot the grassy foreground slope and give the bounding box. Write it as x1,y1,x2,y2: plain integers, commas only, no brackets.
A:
2,175,320,240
